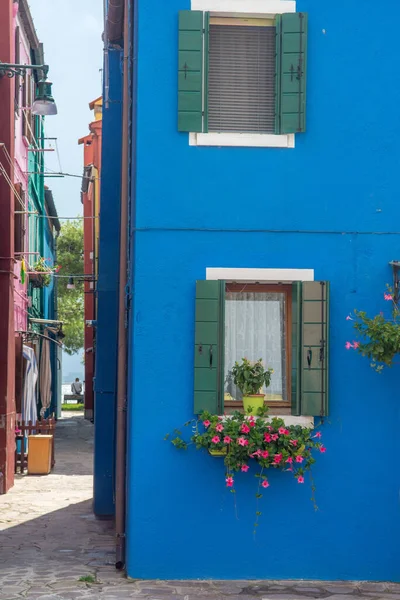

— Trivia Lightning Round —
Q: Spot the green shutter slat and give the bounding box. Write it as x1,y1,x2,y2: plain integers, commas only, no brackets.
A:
291,282,302,416
178,11,204,133
300,281,330,417
194,280,225,415
275,12,308,134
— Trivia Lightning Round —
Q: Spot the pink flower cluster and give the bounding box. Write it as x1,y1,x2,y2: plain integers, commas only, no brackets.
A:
345,341,360,350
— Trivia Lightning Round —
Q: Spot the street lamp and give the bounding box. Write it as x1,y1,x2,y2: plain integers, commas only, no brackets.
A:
0,63,58,116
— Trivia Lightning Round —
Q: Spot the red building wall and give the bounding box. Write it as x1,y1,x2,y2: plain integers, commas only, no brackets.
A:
0,0,16,493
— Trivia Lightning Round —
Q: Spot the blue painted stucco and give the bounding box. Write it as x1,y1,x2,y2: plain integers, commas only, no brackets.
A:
93,46,123,517
123,0,400,582
43,216,59,417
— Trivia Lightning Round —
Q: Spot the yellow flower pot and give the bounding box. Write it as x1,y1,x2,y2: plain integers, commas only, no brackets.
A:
243,394,265,416
208,448,227,457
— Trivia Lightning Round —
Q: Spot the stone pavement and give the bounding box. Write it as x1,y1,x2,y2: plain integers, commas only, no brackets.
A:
0,413,399,599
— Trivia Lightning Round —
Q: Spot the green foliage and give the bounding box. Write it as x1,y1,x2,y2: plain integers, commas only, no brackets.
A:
350,289,400,371
57,220,84,355
31,257,56,287
61,403,84,411
78,575,96,583
232,358,274,395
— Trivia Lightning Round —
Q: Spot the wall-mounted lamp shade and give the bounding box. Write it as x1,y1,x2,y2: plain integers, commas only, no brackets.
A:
31,79,58,116
67,277,75,290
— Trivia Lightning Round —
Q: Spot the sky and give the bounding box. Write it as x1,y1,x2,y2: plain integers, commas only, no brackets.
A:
28,0,104,380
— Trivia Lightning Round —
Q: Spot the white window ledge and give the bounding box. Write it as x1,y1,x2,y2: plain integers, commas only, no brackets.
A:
222,415,314,428
206,267,314,283
191,0,296,14
189,132,295,149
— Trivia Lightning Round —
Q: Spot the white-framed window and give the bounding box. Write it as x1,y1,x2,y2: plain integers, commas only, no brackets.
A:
193,268,329,425
178,1,307,148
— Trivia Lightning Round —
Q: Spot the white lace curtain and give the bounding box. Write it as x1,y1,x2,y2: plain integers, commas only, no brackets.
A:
224,292,286,401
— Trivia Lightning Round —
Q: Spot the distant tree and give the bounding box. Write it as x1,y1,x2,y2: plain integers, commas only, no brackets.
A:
57,220,84,355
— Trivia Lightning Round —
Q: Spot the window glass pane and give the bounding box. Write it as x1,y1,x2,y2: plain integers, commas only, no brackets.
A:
208,24,276,134
225,292,287,402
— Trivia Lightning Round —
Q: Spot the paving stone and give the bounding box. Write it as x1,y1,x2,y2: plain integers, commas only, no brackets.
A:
292,588,325,596
324,587,358,595
359,585,389,593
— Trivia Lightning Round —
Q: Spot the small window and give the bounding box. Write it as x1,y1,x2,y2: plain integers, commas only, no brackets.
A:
208,19,276,134
14,183,26,255
224,284,291,409
178,11,308,137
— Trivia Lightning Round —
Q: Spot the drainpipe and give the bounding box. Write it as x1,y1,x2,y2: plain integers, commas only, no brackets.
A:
115,0,129,570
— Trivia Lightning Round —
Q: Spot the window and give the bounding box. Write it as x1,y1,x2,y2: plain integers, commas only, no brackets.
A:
224,284,291,408
194,279,329,417
14,183,26,255
208,19,276,134
178,10,308,140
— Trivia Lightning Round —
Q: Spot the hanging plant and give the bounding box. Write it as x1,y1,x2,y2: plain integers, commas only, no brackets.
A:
29,258,60,289
346,288,400,372
166,407,326,533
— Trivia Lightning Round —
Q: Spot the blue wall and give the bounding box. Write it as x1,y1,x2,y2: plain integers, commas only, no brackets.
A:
126,0,400,581
43,223,58,417
94,46,123,517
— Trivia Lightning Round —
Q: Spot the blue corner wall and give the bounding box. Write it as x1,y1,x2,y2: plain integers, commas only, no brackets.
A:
93,46,123,517
125,0,400,581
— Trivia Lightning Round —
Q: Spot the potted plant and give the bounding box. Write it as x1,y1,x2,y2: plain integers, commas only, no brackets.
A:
231,358,273,415
346,289,400,371
29,258,59,289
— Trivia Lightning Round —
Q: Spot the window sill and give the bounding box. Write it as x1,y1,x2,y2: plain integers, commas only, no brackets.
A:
222,413,314,428
189,132,295,149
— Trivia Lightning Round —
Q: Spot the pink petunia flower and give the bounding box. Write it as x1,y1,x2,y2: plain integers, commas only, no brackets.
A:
297,476,305,484
286,456,293,464
286,467,293,472
296,455,304,463
226,476,234,487
241,464,250,472
264,433,272,443
313,431,322,439
352,341,360,349
274,453,283,464
290,440,298,446
241,424,250,434
346,315,353,321
211,436,220,444
384,293,393,301
248,418,256,428
251,449,262,458
203,420,211,428
271,434,279,441
267,426,273,431
223,436,232,444
345,341,353,350
261,450,269,459
320,446,327,453
215,423,224,433
261,480,270,488
237,437,249,446
278,427,287,435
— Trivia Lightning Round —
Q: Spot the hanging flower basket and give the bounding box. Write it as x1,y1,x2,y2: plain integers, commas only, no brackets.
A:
166,407,326,533
29,272,48,288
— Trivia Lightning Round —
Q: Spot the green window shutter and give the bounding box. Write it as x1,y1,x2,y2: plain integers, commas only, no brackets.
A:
178,11,205,133
291,282,302,416
194,280,225,415
300,281,330,417
275,12,308,134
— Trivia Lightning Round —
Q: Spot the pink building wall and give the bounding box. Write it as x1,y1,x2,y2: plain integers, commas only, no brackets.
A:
13,3,31,333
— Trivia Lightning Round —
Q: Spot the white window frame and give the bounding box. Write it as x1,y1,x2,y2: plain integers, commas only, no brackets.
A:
189,0,296,149
206,266,314,426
